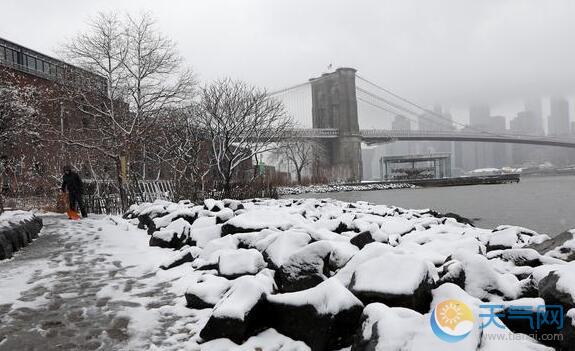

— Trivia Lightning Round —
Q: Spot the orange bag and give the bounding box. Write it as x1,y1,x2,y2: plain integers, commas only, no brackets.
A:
60,192,80,220
67,209,81,220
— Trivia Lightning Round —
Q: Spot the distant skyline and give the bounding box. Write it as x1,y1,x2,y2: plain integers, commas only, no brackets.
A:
2,0,575,128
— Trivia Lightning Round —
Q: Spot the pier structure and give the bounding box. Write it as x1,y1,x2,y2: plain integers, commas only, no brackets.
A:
380,153,452,180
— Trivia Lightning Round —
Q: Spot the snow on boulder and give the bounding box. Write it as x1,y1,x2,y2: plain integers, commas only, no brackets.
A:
159,245,202,270
348,253,435,313
275,240,358,293
149,218,192,249
185,274,231,309
254,230,312,269
451,252,522,301
276,242,331,293
199,328,310,351
379,216,416,237
152,206,198,231
222,199,244,211
199,272,274,343
0,211,43,260
538,261,575,310
215,208,234,224
265,278,364,350
334,242,395,286
190,224,222,248
352,303,425,350
204,198,225,212
221,209,305,235
539,230,575,262
349,231,375,249
486,248,566,267
487,226,550,251
217,248,266,279
437,259,466,288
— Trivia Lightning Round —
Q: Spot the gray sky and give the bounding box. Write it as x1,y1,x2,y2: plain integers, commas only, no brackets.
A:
2,0,575,127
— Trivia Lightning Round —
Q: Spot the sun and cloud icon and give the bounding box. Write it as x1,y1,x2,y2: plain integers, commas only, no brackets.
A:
430,299,475,343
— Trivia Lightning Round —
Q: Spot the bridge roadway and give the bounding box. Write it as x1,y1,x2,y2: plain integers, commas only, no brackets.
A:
280,128,575,148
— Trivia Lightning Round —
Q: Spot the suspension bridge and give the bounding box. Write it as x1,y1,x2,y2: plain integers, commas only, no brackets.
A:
270,67,575,182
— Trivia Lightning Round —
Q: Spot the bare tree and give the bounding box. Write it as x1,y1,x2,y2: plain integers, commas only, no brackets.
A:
146,106,213,198
0,78,38,149
56,12,196,208
275,140,324,184
197,79,293,194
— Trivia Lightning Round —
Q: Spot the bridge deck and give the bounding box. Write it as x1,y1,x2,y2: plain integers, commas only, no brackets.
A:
280,129,575,148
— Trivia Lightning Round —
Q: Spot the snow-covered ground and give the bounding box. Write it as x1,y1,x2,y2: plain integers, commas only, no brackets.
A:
1,198,574,350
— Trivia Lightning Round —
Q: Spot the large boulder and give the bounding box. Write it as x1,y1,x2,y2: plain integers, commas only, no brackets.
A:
254,230,312,269
265,278,364,351
199,272,274,343
221,209,304,235
276,241,358,293
487,226,550,251
276,242,331,293
450,252,522,301
217,248,266,279
149,218,192,249
347,253,435,313
159,246,201,270
538,262,575,310
352,303,424,351
486,248,566,267
185,274,231,309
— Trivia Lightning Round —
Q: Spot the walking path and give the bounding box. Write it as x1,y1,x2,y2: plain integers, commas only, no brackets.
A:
0,215,198,351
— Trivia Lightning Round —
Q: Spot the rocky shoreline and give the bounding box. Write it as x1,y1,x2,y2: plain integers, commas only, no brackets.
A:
278,183,416,195
0,211,43,260
119,198,575,350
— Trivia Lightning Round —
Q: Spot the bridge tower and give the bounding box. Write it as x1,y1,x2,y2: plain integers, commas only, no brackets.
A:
310,67,363,182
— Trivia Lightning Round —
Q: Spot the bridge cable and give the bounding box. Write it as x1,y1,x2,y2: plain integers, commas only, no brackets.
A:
355,75,508,136
355,76,518,138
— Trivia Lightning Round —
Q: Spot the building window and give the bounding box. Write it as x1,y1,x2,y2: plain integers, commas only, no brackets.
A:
25,55,36,70
5,48,17,64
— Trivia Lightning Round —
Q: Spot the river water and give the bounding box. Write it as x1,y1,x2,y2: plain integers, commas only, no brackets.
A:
291,175,575,236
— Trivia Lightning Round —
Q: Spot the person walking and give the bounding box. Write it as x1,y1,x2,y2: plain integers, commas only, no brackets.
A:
61,165,87,218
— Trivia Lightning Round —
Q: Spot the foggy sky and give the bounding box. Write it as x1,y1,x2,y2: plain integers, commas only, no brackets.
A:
2,0,575,126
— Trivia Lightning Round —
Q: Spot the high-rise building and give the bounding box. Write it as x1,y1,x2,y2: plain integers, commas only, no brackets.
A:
387,115,414,158
524,98,544,135
461,104,491,170
510,111,546,165
469,104,490,127
548,97,570,136
489,116,509,168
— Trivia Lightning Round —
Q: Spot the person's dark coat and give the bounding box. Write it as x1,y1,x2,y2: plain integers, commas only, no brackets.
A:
61,171,83,195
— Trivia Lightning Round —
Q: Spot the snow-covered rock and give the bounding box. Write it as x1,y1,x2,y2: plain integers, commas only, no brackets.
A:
0,211,43,260
119,197,571,350
185,274,231,309
222,209,305,235
217,248,266,279
348,253,435,312
200,272,274,343
538,261,575,310
265,278,364,350
149,218,192,249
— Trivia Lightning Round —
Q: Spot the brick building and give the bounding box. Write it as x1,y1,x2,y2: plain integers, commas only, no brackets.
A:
0,37,109,197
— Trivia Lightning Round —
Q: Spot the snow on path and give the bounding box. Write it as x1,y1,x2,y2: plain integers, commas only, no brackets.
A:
0,215,201,351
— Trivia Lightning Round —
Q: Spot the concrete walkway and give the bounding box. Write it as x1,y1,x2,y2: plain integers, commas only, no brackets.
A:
0,215,188,351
